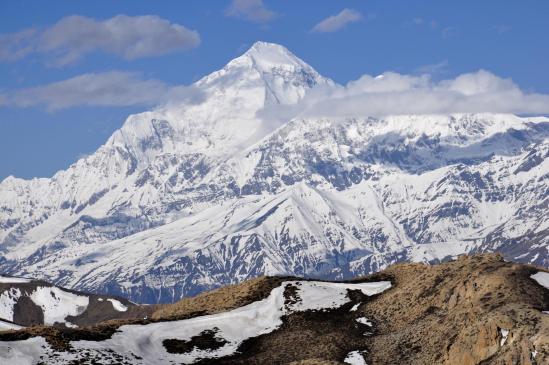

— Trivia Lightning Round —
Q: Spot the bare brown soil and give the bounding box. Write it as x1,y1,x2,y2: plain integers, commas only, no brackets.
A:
163,328,228,354
152,276,291,321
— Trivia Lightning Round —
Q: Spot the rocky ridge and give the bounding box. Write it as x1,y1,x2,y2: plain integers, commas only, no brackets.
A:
0,254,548,364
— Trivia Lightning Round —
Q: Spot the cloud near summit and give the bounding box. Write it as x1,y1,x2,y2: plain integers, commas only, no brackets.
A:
2,60,549,117
297,70,549,117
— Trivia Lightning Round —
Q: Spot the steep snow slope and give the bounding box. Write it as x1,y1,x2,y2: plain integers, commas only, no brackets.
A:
0,42,331,258
0,42,547,303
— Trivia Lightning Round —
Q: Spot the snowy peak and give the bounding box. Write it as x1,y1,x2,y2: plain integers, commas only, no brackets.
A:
0,41,548,306
237,41,317,76
104,42,332,167
198,41,332,105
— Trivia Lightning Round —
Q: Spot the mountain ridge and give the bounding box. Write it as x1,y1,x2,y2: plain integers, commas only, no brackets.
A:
0,42,548,303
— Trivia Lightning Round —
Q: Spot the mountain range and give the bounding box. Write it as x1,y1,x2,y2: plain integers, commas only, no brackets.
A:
0,41,548,303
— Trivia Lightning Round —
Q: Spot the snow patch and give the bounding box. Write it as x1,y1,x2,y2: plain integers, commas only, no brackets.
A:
500,328,509,346
0,276,31,284
66,280,390,364
289,281,391,312
0,288,21,321
107,299,128,312
350,303,360,312
356,317,373,326
344,350,368,365
531,272,549,290
0,319,23,331
0,337,71,365
29,287,89,325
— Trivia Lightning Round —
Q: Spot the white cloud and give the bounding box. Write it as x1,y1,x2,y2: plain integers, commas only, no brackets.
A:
5,71,204,111
0,15,200,66
4,68,548,119
225,0,276,23
312,9,363,33
292,70,549,118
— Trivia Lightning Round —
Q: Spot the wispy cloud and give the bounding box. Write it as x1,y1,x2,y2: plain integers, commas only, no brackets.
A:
2,71,204,111
0,29,36,62
403,17,438,29
225,0,276,23
415,60,449,75
311,9,363,33
0,15,201,66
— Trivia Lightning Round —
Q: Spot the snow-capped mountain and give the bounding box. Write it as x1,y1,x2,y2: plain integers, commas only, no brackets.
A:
0,42,547,303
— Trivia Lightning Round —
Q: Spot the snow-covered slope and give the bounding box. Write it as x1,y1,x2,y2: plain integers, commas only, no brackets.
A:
0,42,548,303
0,279,390,364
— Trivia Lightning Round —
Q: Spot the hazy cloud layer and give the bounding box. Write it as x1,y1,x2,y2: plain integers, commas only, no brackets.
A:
312,9,362,33
225,0,276,23
0,15,200,66
0,29,36,62
297,70,549,117
4,71,204,111
3,67,548,117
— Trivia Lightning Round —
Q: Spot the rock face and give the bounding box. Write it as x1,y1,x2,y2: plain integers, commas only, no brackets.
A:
0,254,547,364
364,254,549,365
0,41,548,303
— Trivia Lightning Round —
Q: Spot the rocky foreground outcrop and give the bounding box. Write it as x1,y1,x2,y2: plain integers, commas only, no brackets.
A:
364,253,549,365
0,254,548,364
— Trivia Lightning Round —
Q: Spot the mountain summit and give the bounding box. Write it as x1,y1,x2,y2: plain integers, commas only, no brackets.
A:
215,41,331,105
105,41,331,167
0,42,548,303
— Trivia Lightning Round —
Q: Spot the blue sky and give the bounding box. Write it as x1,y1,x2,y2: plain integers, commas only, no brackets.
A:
1,0,549,180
